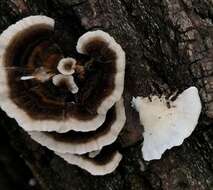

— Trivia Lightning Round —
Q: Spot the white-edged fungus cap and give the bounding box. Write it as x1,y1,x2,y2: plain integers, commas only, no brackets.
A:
76,30,126,115
132,87,202,161
55,148,122,176
29,98,126,154
0,16,126,133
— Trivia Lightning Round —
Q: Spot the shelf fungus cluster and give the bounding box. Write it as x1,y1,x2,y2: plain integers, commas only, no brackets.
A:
132,87,202,161
0,16,126,175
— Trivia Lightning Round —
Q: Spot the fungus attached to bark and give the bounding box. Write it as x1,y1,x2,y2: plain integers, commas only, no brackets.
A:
132,87,202,161
55,146,122,176
29,99,126,154
0,16,126,133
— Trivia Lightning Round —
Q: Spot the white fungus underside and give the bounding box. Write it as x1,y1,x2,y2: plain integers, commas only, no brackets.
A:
0,16,120,133
77,30,126,115
132,87,202,161
55,151,122,176
29,98,126,154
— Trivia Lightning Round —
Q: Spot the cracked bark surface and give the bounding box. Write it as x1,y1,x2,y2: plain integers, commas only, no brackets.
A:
0,0,212,190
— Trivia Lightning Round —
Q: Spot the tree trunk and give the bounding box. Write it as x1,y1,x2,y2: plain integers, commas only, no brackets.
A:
0,0,213,190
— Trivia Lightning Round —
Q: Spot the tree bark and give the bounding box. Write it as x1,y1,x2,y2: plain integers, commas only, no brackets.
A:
0,0,213,190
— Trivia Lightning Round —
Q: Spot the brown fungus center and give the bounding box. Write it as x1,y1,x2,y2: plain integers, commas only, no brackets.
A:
45,106,116,144
64,62,73,71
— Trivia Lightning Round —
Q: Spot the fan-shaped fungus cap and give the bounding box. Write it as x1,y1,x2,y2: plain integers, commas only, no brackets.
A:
76,30,125,114
132,87,202,161
0,16,125,133
55,146,122,176
29,98,126,154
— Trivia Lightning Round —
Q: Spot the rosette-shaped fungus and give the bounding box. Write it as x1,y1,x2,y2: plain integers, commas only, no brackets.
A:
132,87,202,161
0,15,126,175
0,16,125,133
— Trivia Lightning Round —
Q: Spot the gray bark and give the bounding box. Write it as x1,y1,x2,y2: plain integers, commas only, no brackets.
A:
0,0,213,190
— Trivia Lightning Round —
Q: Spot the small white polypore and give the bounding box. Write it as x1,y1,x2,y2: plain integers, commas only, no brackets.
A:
52,74,79,94
57,58,76,75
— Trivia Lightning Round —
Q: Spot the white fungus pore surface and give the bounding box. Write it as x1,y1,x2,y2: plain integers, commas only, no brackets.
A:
132,87,202,161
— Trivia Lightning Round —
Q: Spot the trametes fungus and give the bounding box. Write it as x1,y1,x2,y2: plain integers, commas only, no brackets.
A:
132,87,202,161
0,15,126,175
53,58,79,94
0,16,126,133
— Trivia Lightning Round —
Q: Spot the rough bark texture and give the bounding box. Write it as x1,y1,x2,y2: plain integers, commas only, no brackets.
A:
0,0,213,190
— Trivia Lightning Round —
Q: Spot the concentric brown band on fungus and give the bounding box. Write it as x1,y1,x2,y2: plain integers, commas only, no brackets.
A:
29,98,126,155
5,25,116,120
0,16,125,132
47,107,116,143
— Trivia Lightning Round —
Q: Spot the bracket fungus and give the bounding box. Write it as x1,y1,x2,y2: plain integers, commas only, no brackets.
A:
0,15,126,175
132,87,202,161
0,15,126,133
